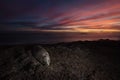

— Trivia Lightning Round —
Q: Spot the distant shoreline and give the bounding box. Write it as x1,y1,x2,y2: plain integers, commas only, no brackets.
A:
0,39,119,46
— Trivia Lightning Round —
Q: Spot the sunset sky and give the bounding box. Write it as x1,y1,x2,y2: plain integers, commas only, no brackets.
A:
0,0,120,43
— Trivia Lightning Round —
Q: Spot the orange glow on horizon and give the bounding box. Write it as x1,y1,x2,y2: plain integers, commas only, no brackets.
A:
38,28,120,33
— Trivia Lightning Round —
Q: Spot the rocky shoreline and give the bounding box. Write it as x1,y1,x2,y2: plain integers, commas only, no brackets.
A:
0,40,120,80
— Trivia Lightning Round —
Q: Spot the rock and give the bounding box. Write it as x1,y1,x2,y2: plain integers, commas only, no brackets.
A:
31,46,50,66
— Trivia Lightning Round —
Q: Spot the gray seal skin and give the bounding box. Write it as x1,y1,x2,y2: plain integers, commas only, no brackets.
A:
31,46,50,66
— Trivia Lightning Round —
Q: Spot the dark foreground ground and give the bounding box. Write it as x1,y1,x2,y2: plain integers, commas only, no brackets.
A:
0,40,120,80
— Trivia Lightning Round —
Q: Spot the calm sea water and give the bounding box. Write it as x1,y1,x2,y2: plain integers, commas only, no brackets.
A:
0,31,120,45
